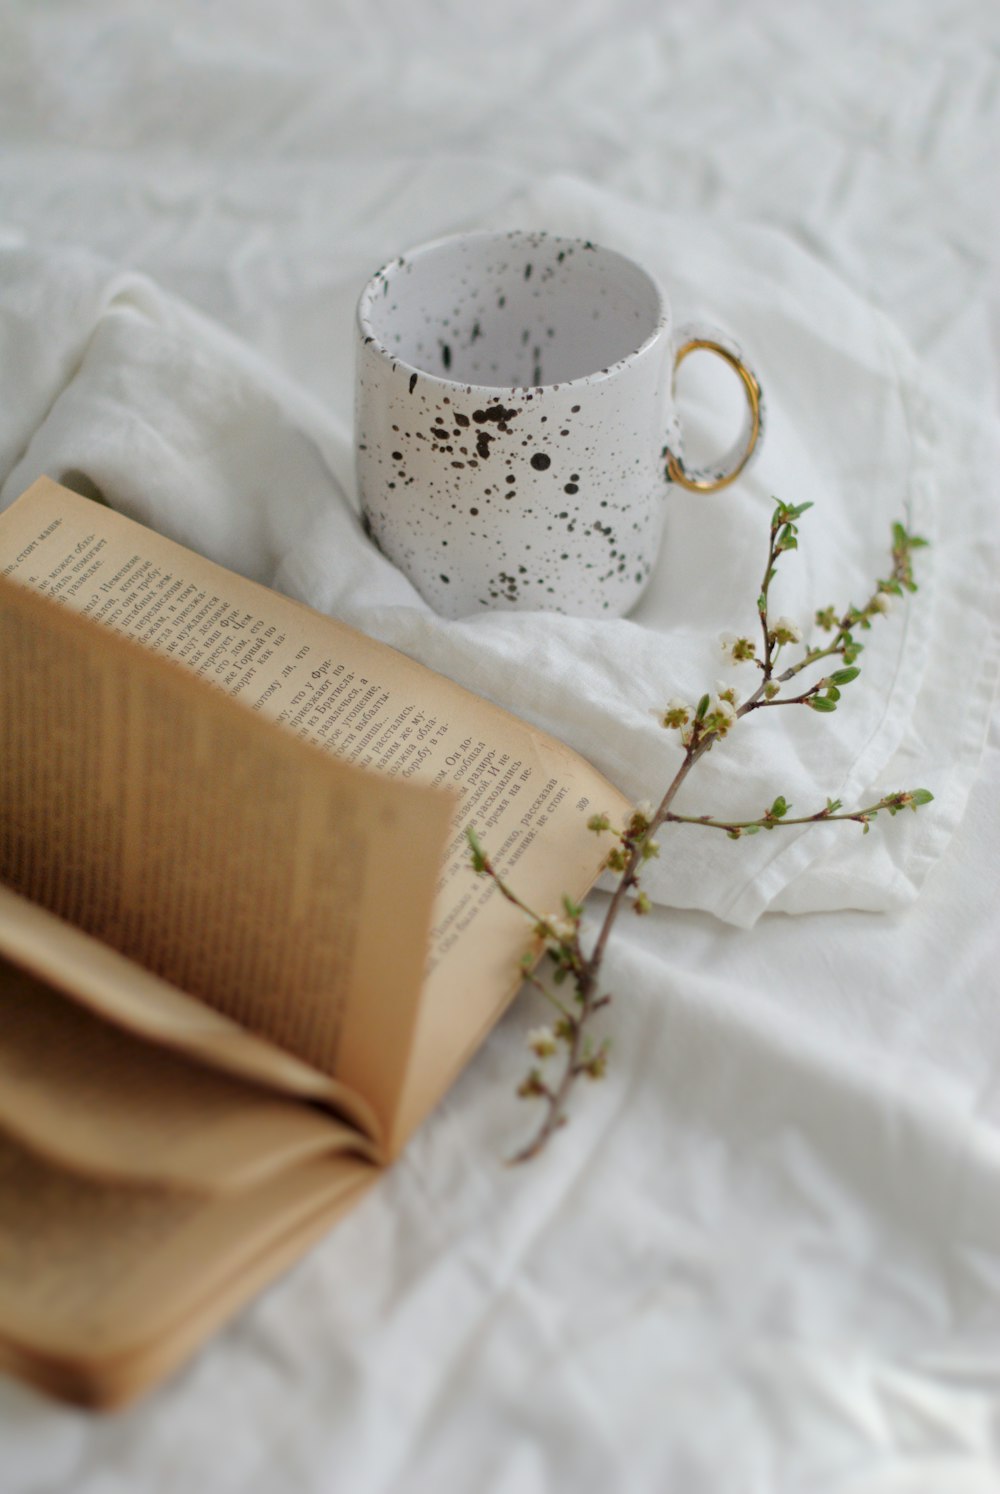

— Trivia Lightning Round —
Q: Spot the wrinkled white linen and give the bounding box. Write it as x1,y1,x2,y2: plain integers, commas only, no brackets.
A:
2,182,996,925
2,1,1000,1491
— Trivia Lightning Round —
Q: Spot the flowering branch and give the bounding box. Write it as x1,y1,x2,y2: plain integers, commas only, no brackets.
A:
665,787,934,839
469,501,931,1163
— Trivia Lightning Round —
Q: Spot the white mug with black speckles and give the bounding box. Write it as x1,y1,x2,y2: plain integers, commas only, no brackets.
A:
356,230,765,619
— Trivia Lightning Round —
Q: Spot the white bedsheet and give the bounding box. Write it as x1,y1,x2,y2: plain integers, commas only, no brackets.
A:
2,2,1000,1489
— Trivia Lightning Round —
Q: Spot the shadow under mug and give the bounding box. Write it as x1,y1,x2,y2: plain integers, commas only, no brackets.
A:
356,230,764,619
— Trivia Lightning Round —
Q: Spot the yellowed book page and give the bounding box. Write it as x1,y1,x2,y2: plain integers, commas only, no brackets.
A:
0,883,379,1135
1,478,629,1141
0,1132,376,1409
0,565,454,1144
392,773,627,1150
0,960,377,1191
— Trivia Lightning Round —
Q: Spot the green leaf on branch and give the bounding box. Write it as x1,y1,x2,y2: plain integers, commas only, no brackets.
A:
808,696,837,712
773,499,813,525
696,694,710,721
829,667,860,686
466,825,489,874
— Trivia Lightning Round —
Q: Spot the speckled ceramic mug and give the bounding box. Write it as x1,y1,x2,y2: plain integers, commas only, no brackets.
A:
356,230,764,618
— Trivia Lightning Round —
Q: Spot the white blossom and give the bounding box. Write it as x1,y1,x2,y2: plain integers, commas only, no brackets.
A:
720,632,758,664
543,915,576,945
870,592,892,614
770,616,803,646
527,1026,558,1060
656,697,691,730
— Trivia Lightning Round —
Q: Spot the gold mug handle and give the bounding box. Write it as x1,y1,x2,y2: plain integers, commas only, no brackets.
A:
665,327,765,494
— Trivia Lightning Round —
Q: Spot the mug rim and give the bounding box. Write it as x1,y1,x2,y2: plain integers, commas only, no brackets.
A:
356,228,670,396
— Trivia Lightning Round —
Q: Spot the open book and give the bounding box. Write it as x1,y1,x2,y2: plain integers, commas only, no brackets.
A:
0,476,630,1409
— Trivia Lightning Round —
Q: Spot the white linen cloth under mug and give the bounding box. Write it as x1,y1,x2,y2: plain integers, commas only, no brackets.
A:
0,177,997,927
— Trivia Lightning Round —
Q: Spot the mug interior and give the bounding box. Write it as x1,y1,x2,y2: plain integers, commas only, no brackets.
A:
358,230,665,388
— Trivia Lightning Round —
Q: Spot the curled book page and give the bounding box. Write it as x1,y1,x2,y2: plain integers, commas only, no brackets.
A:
0,1131,376,1409
0,962,378,1191
0,547,454,1140
0,478,629,1148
